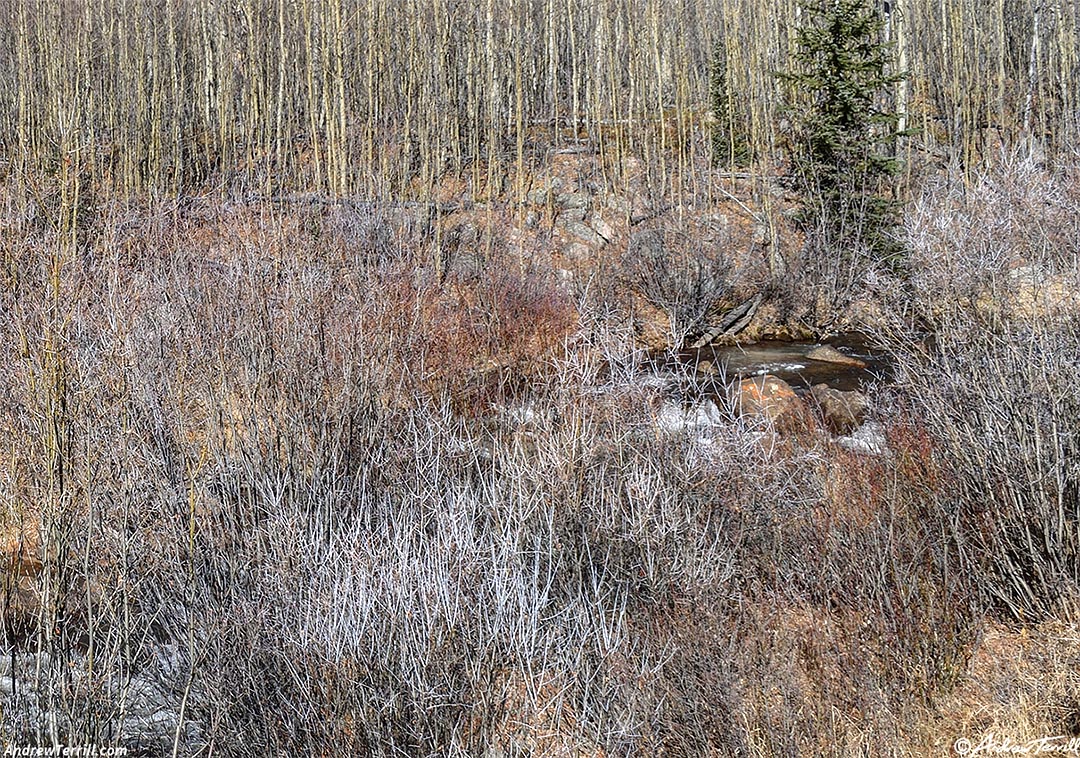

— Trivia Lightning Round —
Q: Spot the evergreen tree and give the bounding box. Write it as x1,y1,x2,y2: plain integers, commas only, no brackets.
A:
783,0,906,261
710,35,750,168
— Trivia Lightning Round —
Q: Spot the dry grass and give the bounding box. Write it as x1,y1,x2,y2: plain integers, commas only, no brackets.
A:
919,619,1080,754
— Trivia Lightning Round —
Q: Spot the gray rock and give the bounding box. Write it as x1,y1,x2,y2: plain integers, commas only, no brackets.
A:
628,228,665,259
559,217,606,246
696,359,719,376
525,176,565,205
558,207,588,223
810,384,868,435
589,213,615,242
806,345,867,368
554,191,589,209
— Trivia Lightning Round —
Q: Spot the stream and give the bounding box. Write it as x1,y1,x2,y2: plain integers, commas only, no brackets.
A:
667,332,893,394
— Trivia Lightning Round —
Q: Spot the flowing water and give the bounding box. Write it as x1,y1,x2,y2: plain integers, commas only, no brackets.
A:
671,332,892,393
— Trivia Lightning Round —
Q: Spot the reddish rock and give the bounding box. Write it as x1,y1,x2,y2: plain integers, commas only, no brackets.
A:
731,375,808,427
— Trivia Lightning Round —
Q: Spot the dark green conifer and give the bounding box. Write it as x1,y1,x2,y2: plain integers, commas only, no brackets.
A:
783,0,907,261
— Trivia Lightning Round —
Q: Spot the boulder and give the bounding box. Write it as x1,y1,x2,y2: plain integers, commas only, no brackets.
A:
730,375,807,427
628,228,665,259
558,214,607,246
561,241,592,262
806,345,866,368
810,384,868,435
554,191,590,209
695,359,719,377
559,207,588,223
526,176,565,205
588,213,615,243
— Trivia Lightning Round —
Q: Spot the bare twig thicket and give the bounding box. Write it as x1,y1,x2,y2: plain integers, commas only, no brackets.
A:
3,1,1080,756
0,0,1077,200
877,151,1080,623
0,193,986,754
